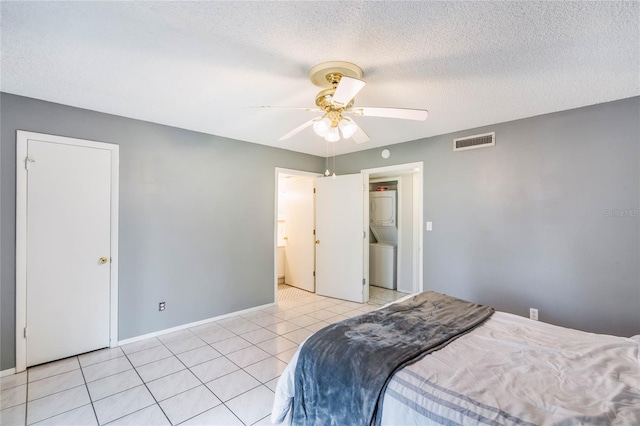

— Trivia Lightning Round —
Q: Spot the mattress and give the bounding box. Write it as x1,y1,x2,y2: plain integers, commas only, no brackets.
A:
273,310,640,425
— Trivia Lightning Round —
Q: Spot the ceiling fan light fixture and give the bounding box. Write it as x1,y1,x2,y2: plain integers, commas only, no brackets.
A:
271,61,428,144
338,118,357,139
313,117,331,137
325,126,340,142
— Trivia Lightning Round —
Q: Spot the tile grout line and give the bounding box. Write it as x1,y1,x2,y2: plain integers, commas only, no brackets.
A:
207,323,290,424
77,358,101,426
27,402,94,426
25,365,81,385
112,347,172,426
22,369,30,426
156,338,246,426
115,327,265,424
24,358,91,426
121,342,164,357
81,355,137,386
128,353,175,370
24,383,87,404
0,385,27,412
24,365,32,426
80,354,127,369
155,314,294,424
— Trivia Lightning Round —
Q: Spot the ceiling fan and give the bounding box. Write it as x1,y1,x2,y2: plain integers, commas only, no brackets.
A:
261,61,428,144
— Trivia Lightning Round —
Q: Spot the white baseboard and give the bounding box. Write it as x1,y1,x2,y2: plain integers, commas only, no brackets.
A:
1,368,16,377
118,302,277,346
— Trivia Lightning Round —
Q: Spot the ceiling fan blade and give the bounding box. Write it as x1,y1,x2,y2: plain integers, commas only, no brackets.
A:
332,76,366,106
251,106,321,112
351,107,428,121
278,119,316,141
351,120,370,144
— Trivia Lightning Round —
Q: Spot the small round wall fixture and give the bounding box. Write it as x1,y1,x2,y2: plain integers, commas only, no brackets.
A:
381,149,391,159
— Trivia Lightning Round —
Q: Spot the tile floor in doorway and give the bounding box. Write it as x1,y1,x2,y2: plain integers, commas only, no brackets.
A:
276,284,311,301
0,286,405,426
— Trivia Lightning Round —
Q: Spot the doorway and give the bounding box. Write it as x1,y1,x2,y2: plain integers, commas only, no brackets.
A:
273,163,423,306
15,131,119,372
274,168,321,302
363,162,424,302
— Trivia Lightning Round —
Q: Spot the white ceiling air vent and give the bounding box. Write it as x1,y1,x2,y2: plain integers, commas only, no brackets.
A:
453,132,495,151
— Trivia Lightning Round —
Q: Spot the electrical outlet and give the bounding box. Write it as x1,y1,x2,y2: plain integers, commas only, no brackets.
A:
159,302,166,311
529,308,538,321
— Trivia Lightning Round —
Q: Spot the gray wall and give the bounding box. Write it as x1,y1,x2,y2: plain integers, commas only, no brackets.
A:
2,93,638,370
0,93,324,370
337,97,640,337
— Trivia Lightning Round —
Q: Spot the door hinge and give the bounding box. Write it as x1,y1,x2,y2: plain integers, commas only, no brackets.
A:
313,188,316,193
363,231,366,239
25,157,35,170
313,271,316,277
24,327,28,338
362,278,366,286
313,229,316,235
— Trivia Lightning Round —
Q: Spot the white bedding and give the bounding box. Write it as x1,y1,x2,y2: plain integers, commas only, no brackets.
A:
272,311,640,425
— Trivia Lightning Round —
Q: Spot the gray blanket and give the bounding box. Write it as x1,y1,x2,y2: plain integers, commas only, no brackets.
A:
292,291,495,426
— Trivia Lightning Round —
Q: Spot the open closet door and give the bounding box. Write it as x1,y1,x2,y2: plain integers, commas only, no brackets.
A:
315,174,365,303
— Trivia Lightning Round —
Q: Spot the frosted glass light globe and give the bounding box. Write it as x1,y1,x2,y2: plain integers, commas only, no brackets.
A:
325,126,340,142
339,118,357,139
313,117,331,137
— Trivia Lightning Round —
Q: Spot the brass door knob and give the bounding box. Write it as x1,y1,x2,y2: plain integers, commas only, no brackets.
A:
99,257,108,265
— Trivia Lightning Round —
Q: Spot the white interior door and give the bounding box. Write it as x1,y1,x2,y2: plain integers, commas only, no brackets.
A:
316,174,365,303
283,177,315,292
26,139,112,366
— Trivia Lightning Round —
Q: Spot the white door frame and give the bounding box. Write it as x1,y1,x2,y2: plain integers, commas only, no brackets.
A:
369,175,401,293
361,162,424,293
15,131,119,372
273,168,322,302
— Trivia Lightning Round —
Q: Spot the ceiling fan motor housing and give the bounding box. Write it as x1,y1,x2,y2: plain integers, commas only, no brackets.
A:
315,87,355,127
308,61,363,88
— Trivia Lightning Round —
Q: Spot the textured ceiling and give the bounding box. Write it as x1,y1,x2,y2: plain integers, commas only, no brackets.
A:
2,1,639,156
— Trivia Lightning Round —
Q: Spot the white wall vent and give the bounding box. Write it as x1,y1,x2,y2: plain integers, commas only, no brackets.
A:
453,132,495,151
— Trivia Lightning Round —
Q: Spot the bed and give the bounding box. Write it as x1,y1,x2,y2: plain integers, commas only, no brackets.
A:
271,292,640,425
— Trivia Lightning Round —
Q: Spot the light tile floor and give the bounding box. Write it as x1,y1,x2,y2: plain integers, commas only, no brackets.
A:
0,286,405,426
